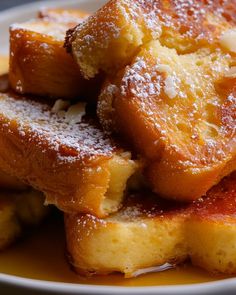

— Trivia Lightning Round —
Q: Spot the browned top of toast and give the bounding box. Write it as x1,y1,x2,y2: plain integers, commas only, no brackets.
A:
98,38,236,201
107,45,235,163
65,0,236,78
114,192,188,221
0,90,138,217
111,172,236,222
150,0,236,44
67,0,236,50
193,172,236,219
9,16,102,101
0,93,115,163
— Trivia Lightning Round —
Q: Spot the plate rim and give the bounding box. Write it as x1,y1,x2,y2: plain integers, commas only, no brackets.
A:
1,273,236,294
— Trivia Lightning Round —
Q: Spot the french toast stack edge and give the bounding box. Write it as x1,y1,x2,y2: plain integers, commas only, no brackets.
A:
66,0,236,202
0,1,235,278
0,7,140,249
0,54,48,250
65,173,236,277
65,0,236,276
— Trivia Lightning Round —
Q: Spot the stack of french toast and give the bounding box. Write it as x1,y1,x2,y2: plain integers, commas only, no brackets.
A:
0,57,48,250
0,0,236,278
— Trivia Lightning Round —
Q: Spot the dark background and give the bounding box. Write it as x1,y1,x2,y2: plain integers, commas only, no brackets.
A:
0,0,41,10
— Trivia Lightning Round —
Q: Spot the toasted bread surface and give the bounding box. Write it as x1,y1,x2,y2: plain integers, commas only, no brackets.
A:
66,0,236,78
65,193,188,277
0,57,27,190
65,173,236,277
9,13,100,100
0,91,138,217
98,41,236,201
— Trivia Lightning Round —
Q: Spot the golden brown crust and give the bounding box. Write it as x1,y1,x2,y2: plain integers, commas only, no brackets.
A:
0,57,29,191
189,172,236,219
9,16,101,100
65,205,188,277
98,40,236,201
9,24,83,99
65,0,236,78
0,91,137,217
66,0,236,201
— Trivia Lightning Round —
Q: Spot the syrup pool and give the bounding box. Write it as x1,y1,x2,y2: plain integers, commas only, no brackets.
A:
0,214,229,287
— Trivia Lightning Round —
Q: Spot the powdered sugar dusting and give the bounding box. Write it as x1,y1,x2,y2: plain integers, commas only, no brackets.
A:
109,193,187,222
0,94,115,163
99,39,235,168
121,57,161,99
68,0,236,78
164,75,178,99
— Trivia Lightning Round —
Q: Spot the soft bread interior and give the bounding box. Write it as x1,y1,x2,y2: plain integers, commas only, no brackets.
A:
98,40,236,201
65,173,236,277
66,0,235,78
0,91,139,217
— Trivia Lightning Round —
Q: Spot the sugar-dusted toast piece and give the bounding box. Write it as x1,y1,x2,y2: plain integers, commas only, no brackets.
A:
0,189,48,250
65,193,188,277
65,0,236,78
9,18,86,100
9,9,100,100
0,58,27,191
98,41,236,201
0,91,138,217
65,173,236,277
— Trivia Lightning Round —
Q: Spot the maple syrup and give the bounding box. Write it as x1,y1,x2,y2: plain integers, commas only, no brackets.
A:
0,214,229,287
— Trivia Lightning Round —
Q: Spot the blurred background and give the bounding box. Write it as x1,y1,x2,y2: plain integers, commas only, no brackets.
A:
0,0,41,10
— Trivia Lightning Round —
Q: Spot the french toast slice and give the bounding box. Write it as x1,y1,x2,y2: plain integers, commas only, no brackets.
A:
65,0,236,78
65,194,188,277
65,173,236,277
0,90,138,217
9,10,100,100
98,40,236,201
0,189,48,250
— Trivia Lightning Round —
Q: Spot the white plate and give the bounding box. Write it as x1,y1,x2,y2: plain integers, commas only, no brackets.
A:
0,1,236,294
